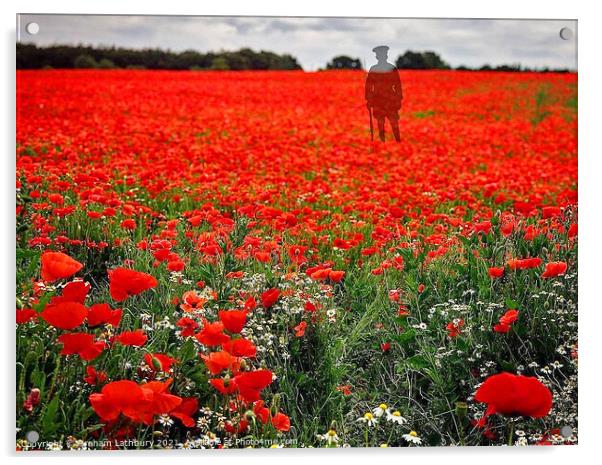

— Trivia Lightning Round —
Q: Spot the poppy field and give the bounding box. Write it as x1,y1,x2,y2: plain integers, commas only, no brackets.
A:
16,69,577,450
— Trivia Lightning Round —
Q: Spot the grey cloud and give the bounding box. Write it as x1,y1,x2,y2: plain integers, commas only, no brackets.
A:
18,14,577,70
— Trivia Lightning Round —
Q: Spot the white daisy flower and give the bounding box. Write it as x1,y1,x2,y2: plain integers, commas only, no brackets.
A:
357,412,378,427
158,414,174,426
386,410,408,425
402,431,422,445
317,429,340,447
373,403,390,418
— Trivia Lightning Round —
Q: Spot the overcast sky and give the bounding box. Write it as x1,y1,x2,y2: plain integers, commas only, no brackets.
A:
17,15,577,70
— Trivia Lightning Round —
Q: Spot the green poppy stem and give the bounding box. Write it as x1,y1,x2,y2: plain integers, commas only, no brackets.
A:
507,422,515,446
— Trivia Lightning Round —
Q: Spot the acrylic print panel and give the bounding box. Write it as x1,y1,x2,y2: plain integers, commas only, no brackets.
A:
16,14,577,451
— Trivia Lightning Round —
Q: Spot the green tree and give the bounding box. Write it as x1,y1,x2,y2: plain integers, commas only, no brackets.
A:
210,57,230,70
97,58,117,69
73,54,98,69
396,51,450,70
326,55,363,70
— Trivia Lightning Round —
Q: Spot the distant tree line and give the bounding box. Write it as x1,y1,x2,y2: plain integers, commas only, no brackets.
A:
327,50,572,73
16,43,303,70
17,43,571,73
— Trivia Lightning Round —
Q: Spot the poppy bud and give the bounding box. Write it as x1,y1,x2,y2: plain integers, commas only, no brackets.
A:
23,388,41,413
23,401,33,413
455,401,468,421
29,388,40,405
151,356,163,371
271,394,281,415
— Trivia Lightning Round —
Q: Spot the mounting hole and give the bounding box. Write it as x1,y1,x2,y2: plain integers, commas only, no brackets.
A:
25,430,39,443
26,22,40,35
559,27,573,41
560,425,573,438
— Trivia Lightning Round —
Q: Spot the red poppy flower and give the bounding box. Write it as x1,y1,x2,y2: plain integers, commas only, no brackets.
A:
201,351,240,375
500,309,519,325
488,267,504,278
271,412,291,432
180,290,206,313
84,365,108,385
209,377,238,395
507,257,543,270
397,306,410,316
225,270,245,279
475,372,552,418
134,379,182,424
221,337,257,357
89,380,149,422
195,318,230,346
261,288,280,308
114,329,148,347
108,267,158,302
253,400,270,424
16,308,37,324
170,397,198,427
120,218,136,230
328,270,345,283
500,221,515,236
310,268,331,281
304,301,317,313
87,303,122,327
41,301,87,329
287,244,308,265
336,384,352,396
225,419,249,434
61,280,90,303
446,319,464,338
494,309,519,333
176,316,198,337
233,369,273,402
244,296,257,312
541,261,568,278
58,333,106,361
294,321,307,337
542,206,562,219
493,323,511,334
167,259,185,272
40,251,83,282
218,309,247,334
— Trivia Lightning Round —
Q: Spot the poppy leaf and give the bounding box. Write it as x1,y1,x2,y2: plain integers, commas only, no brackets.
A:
41,395,61,436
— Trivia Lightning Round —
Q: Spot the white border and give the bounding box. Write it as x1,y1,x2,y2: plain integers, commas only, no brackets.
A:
3,1,601,464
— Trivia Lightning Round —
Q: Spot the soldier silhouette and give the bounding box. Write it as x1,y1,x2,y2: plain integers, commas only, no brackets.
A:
365,45,402,142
